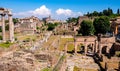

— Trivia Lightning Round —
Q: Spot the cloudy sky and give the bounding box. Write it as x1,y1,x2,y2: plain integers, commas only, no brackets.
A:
0,0,120,20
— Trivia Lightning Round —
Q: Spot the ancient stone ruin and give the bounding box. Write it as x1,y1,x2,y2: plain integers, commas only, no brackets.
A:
0,7,14,42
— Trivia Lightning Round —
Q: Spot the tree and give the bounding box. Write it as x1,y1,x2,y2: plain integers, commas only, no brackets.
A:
13,18,19,24
0,26,2,32
66,17,78,24
117,9,120,15
5,24,9,31
78,20,95,36
108,8,113,16
47,23,58,31
0,35,2,40
93,11,99,16
93,16,110,35
98,12,104,16
103,9,108,16
103,8,113,16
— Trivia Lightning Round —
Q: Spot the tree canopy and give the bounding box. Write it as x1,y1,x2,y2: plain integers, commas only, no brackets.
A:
66,17,78,24
47,23,58,31
117,9,120,15
85,8,119,18
93,16,110,35
13,18,19,24
78,20,95,36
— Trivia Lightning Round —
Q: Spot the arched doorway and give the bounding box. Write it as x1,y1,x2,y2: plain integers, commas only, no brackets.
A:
66,43,74,54
87,44,93,53
78,43,85,54
102,46,107,54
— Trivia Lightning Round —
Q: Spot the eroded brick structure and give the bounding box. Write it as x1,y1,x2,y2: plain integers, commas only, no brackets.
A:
65,36,115,55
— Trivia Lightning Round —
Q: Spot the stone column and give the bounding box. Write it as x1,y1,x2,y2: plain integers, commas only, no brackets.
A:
8,14,14,42
65,44,67,53
99,44,102,56
92,44,95,53
84,39,87,55
85,45,87,55
106,46,109,54
115,25,118,35
1,14,6,42
74,42,77,54
95,40,98,53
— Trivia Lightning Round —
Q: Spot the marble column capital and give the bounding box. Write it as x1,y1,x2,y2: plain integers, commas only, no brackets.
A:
8,14,12,16
0,13,6,16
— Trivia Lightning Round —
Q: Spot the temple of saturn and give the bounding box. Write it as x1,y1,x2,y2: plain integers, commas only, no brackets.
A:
0,8,14,42
65,36,115,56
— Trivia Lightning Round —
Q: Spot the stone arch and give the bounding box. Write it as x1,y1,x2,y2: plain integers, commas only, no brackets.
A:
67,42,74,53
64,42,74,54
77,43,85,53
87,43,93,53
65,36,98,55
86,42,95,53
102,46,107,54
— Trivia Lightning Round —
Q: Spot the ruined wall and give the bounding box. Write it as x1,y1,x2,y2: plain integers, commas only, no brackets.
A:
112,43,120,51
101,37,115,43
75,36,97,42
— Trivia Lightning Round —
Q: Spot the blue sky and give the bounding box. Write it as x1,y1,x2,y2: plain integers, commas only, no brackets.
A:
0,0,120,20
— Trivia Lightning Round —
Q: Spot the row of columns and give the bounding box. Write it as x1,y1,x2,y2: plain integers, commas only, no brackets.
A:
64,39,103,56
0,13,14,42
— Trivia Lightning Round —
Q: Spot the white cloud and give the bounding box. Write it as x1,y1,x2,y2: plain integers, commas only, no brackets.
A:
56,8,83,17
30,5,51,16
56,8,72,16
14,5,51,17
13,5,83,20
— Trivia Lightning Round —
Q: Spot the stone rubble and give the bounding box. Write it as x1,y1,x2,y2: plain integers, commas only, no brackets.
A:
0,50,52,71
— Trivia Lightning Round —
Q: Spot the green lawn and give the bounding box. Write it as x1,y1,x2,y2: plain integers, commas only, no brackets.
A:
67,43,74,51
41,67,52,71
59,38,83,52
15,33,42,42
0,42,14,48
59,38,74,51
74,66,98,71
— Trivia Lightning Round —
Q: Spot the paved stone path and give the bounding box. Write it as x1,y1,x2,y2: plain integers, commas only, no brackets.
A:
66,55,100,71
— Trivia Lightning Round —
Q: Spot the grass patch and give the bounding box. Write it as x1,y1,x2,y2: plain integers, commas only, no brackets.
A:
73,66,80,71
42,35,56,48
0,42,13,48
115,51,120,57
59,38,74,51
73,66,98,71
15,33,41,42
67,43,74,51
41,67,52,71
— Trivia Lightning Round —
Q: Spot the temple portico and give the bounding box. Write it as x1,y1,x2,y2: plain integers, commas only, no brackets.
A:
0,8,14,42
